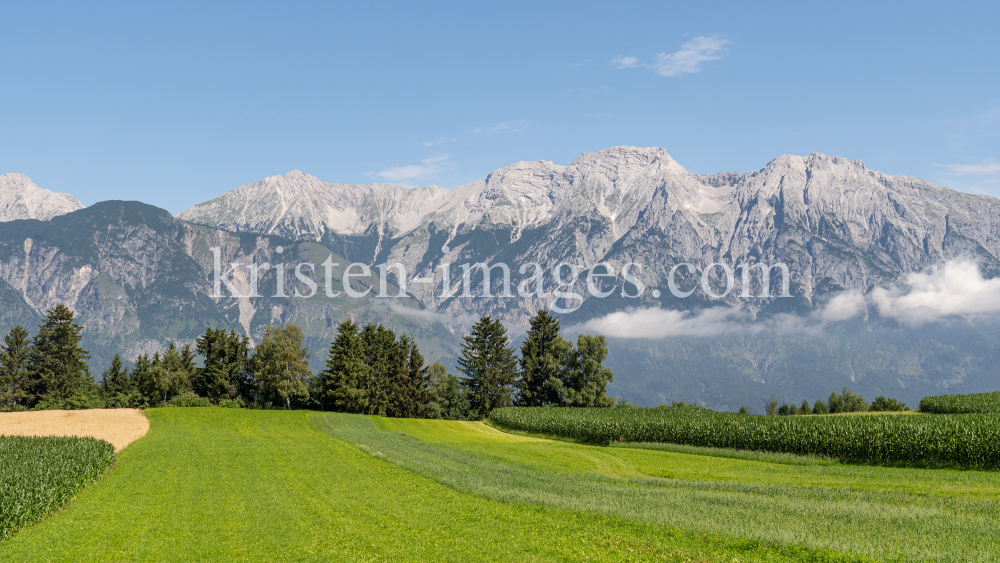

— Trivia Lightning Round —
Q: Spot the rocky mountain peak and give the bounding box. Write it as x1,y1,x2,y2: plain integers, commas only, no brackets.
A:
0,173,85,221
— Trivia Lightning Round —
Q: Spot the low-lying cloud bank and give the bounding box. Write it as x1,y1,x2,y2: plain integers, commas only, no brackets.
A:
573,259,1000,339
387,302,480,330
871,260,1000,324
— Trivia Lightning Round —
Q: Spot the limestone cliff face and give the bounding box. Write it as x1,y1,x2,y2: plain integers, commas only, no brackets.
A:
179,148,1000,322
5,147,1000,407
0,173,84,221
0,202,453,375
177,170,452,241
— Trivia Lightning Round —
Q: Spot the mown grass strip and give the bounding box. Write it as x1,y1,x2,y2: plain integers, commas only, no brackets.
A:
340,415,1000,561
492,406,1000,469
1,408,858,562
0,436,116,542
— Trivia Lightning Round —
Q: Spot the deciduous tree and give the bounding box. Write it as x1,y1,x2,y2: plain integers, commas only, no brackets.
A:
252,324,312,409
561,334,615,407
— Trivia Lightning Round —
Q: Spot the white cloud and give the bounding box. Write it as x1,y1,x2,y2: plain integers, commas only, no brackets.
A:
467,122,528,135
488,120,528,133
572,306,746,339
817,290,866,322
611,36,729,78
422,137,457,148
936,159,1000,176
613,56,639,68
377,154,450,183
652,36,729,77
870,259,1000,325
568,259,1000,339
388,302,479,329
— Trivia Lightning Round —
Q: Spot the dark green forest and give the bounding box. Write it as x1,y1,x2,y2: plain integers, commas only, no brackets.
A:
0,306,616,420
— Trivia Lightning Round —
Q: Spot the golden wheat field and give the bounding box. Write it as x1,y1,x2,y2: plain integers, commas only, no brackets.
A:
0,409,148,452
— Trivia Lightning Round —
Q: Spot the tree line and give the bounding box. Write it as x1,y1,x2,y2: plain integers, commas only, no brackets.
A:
323,310,615,419
761,387,909,416
0,306,614,419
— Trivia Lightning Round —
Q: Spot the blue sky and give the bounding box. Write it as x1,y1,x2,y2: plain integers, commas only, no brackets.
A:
1,1,997,213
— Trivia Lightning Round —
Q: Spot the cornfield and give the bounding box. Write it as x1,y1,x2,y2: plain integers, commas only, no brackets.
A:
919,391,1000,414
491,406,1000,469
0,436,116,542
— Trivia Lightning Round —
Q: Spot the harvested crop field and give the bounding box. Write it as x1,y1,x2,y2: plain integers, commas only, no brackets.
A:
0,409,149,452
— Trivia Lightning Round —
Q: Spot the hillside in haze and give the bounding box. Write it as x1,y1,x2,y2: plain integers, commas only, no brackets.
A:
3,146,1000,409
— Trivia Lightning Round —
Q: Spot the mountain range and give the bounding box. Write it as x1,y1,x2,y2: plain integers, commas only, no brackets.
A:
3,147,1000,409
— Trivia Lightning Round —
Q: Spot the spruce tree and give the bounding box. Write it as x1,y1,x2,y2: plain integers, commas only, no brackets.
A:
323,319,370,413
0,326,32,410
458,316,517,418
406,338,431,416
360,323,395,416
179,343,196,376
389,335,430,418
133,354,159,406
102,353,143,408
28,305,92,407
194,328,250,401
517,309,572,406
101,354,127,396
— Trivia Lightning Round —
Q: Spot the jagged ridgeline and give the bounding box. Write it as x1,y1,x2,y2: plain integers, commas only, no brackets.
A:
3,145,1000,408
0,200,462,377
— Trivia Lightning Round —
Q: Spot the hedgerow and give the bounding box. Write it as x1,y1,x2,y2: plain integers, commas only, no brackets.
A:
491,406,1000,469
919,391,1000,414
0,436,115,541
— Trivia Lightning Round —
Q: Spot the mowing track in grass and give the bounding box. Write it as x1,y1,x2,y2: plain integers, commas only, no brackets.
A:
337,415,1000,562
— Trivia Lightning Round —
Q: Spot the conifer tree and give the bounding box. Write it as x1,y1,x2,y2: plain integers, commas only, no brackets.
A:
28,305,92,406
389,335,430,418
406,337,431,416
133,354,158,406
180,343,196,375
459,316,517,417
102,353,143,408
0,326,32,410
194,328,250,401
101,354,128,396
323,319,370,413
516,309,572,406
360,323,396,416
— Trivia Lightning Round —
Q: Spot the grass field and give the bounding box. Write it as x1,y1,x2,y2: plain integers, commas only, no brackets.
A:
1,408,870,562
332,415,1000,561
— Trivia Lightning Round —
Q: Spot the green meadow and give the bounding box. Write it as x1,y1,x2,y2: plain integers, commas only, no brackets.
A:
3,408,999,562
